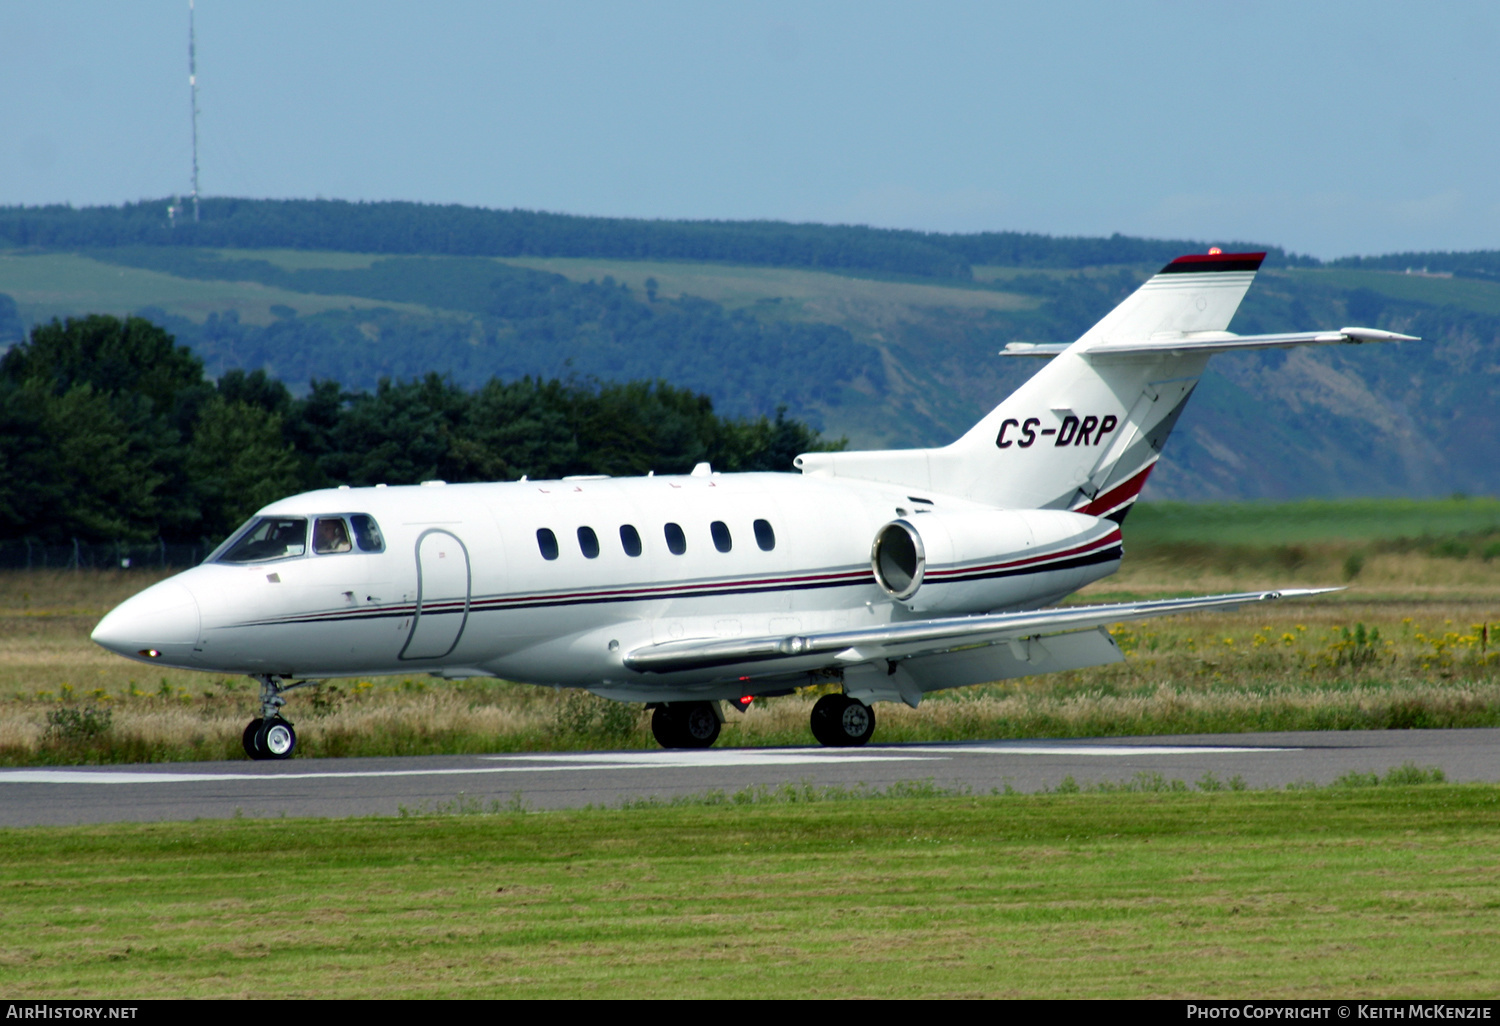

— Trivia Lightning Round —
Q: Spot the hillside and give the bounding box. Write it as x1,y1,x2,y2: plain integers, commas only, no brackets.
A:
1,199,1497,500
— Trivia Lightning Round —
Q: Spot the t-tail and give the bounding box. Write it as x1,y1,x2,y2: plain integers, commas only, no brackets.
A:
796,251,1418,520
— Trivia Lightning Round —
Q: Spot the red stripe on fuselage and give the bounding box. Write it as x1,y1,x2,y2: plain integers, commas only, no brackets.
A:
1071,463,1156,518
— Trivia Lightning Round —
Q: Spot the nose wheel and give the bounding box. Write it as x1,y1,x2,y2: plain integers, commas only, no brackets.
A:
810,694,875,747
242,716,297,760
242,674,311,760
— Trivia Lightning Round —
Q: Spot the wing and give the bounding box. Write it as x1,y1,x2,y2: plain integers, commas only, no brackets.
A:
623,587,1339,675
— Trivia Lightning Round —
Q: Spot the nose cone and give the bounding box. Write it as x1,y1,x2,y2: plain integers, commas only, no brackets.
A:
92,579,201,663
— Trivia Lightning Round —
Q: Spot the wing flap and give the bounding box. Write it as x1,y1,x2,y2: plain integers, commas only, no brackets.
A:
899,626,1126,692
623,588,1339,675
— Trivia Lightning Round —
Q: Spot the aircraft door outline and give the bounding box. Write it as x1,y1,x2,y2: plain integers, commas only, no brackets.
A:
399,528,472,660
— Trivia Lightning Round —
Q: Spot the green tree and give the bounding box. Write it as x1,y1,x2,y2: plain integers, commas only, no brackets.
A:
187,398,306,541
1,315,207,422
0,379,169,542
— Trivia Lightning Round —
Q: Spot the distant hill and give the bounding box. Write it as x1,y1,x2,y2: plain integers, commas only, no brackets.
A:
1,198,1497,501
0,197,1313,280
1330,250,1500,281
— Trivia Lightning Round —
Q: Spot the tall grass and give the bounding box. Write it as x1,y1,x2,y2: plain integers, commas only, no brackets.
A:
2,500,1498,765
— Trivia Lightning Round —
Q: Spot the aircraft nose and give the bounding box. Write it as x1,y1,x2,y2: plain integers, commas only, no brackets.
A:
91,579,201,662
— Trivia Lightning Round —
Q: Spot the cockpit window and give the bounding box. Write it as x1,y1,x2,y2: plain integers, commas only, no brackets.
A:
217,517,308,563
350,514,385,553
313,517,353,554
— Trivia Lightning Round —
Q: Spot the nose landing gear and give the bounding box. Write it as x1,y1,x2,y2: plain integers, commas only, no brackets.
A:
241,675,313,760
242,715,297,760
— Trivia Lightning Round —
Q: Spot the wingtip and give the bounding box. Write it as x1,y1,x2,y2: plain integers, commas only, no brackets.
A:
1263,586,1345,600
1339,327,1422,343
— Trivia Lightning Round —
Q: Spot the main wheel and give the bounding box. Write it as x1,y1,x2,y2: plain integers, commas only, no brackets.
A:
255,716,297,760
651,703,720,749
810,694,876,748
242,718,264,759
651,705,682,748
677,702,720,749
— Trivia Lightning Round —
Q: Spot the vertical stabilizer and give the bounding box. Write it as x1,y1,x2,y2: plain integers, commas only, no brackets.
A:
796,252,1268,518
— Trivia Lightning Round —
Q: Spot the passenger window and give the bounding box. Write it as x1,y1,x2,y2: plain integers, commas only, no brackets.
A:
664,522,687,555
711,521,732,553
313,517,353,555
350,514,385,552
537,528,559,561
578,526,600,559
620,524,642,557
754,519,776,552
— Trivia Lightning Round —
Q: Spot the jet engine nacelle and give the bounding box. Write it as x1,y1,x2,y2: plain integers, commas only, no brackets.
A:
870,508,1122,614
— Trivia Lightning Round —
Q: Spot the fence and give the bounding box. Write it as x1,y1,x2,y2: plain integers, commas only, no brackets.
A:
0,539,210,571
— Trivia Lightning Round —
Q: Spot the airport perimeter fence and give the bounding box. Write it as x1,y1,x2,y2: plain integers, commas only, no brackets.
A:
0,539,210,571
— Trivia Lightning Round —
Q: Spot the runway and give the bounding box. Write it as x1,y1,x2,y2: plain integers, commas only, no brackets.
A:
2,728,1496,826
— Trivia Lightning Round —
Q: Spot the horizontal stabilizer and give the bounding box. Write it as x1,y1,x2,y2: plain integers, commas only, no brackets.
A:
624,587,1340,675
1003,327,1419,359
1001,342,1071,358
1079,326,1420,356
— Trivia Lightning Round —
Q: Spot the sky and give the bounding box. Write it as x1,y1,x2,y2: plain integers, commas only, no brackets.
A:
2,1,1497,260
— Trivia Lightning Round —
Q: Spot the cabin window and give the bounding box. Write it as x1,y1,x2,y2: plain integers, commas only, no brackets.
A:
350,514,385,552
536,528,560,561
313,517,353,554
711,521,732,553
620,524,643,557
754,519,776,551
578,526,600,559
664,522,687,555
216,517,308,563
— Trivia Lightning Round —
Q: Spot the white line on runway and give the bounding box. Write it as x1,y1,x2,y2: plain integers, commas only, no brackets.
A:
490,743,1293,765
0,753,941,785
0,741,1295,786
894,744,1297,757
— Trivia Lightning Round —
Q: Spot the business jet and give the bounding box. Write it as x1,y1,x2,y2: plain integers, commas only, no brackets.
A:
92,250,1417,759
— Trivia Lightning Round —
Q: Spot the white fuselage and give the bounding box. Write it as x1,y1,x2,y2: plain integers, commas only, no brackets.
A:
91,470,1122,698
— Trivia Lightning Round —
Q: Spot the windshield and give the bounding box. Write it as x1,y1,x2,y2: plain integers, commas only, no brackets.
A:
216,517,308,563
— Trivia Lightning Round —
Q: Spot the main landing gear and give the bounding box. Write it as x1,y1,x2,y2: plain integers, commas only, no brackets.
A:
810,693,876,747
648,694,877,749
242,674,314,760
651,701,721,749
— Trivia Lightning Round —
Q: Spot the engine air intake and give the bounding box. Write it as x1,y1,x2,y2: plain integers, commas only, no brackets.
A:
871,520,925,599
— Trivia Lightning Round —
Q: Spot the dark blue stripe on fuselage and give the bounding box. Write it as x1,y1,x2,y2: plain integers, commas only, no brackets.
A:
232,544,1120,630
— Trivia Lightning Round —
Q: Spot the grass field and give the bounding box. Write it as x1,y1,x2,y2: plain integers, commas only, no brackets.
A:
494,254,1038,316
0,245,1039,333
1125,497,1500,547
0,249,437,325
3,498,1499,999
1,785,1496,998
1286,266,1500,315
1,500,1496,764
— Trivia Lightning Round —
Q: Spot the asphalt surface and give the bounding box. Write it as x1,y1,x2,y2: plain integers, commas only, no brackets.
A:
1,728,1496,826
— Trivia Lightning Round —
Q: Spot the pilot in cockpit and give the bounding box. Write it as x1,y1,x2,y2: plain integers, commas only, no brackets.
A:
313,517,353,554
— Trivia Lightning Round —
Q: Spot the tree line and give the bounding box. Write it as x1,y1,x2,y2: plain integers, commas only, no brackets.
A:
0,197,1312,280
0,315,840,547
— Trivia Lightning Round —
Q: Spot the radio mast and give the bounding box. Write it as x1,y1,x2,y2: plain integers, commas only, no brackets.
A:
188,0,201,222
